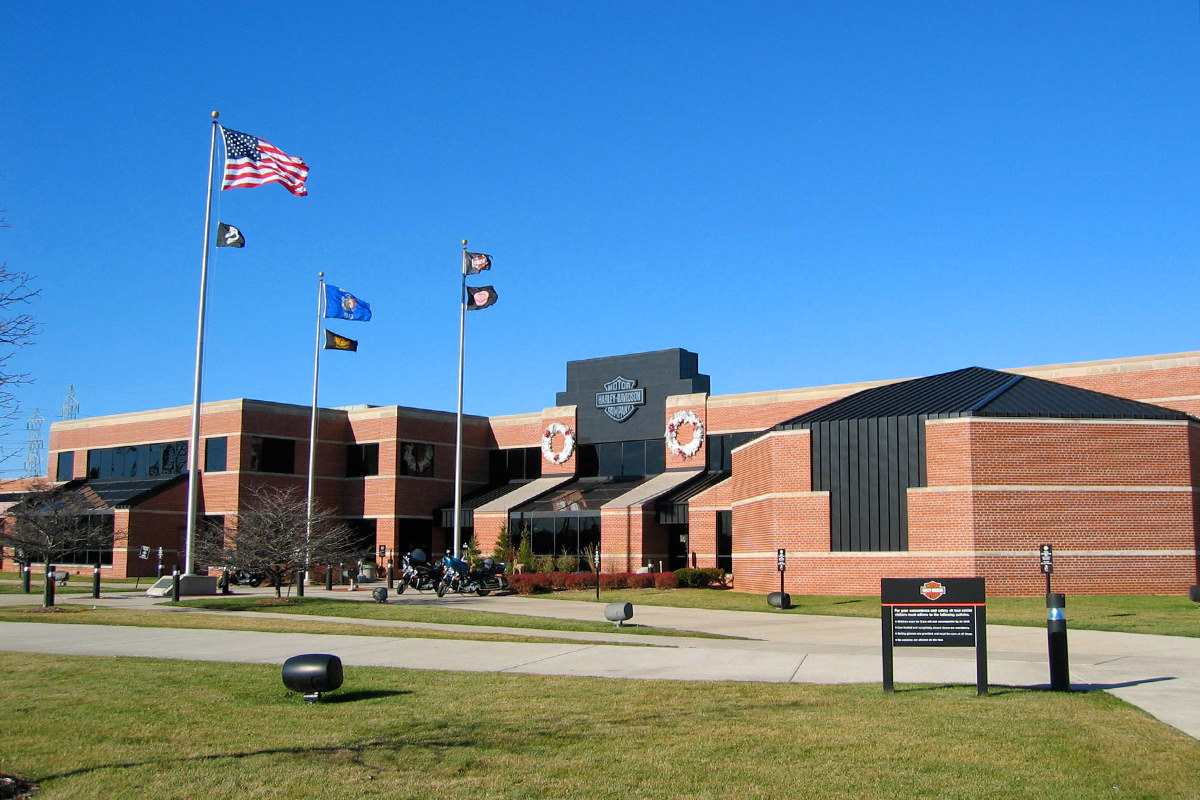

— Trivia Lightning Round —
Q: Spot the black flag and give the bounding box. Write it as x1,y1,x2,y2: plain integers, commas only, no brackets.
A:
324,330,358,351
466,285,498,310
216,222,245,248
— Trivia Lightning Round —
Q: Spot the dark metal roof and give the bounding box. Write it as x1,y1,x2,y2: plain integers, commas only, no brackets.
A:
775,366,1192,429
438,481,532,528
84,474,189,508
514,476,652,515
655,470,731,525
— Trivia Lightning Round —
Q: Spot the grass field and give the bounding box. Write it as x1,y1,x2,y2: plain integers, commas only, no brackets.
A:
2,652,1198,800
535,588,1200,637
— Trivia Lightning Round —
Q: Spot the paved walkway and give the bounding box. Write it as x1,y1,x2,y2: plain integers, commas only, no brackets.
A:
2,585,1199,741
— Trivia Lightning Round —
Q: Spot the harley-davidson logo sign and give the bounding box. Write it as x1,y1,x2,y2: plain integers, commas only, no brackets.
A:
919,581,947,601
596,376,645,422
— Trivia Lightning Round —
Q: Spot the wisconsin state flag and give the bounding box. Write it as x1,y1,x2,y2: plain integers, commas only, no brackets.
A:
324,330,358,351
466,285,498,310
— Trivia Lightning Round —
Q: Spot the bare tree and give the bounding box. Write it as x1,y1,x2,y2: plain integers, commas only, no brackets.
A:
0,208,40,463
196,484,359,598
1,481,123,606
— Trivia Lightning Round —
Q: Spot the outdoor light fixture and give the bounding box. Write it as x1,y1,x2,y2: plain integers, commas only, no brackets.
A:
767,591,791,609
371,587,388,603
282,653,344,702
604,601,634,626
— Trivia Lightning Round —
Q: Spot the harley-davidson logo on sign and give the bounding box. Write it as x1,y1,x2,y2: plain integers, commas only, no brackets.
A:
920,581,947,601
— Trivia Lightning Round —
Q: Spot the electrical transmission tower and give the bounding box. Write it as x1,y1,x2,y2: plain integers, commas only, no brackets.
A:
62,385,79,421
23,409,43,477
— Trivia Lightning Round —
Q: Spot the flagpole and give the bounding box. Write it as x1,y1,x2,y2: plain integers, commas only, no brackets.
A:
452,241,468,556
303,273,326,597
184,110,220,578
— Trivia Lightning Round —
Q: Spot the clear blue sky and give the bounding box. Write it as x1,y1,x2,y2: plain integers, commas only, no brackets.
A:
3,1,1200,475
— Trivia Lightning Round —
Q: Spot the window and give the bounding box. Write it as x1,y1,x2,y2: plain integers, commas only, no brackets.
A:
56,452,74,481
488,447,542,483
57,515,115,566
399,442,434,477
346,443,379,477
205,437,228,472
579,439,665,479
86,441,188,480
249,437,295,474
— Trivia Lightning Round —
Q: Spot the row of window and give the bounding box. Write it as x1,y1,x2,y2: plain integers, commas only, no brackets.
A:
58,432,759,484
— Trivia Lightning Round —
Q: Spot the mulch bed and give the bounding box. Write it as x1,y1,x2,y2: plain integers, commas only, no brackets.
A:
0,773,38,799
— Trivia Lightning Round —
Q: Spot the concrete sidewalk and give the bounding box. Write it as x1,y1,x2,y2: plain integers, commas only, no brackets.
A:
2,586,1199,741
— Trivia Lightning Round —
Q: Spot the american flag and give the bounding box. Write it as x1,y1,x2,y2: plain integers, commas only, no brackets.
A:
221,127,309,196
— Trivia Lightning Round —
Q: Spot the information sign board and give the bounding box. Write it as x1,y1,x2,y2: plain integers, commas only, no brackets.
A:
881,577,987,694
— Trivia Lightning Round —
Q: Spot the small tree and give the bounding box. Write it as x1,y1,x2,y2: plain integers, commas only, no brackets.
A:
195,484,357,599
0,208,40,464
515,525,534,573
1,481,122,607
491,520,515,569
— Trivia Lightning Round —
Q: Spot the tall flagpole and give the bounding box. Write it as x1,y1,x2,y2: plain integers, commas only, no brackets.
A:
452,240,468,555
302,273,326,597
184,110,221,577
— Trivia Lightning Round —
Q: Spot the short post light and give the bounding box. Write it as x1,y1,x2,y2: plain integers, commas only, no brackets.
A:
92,562,101,600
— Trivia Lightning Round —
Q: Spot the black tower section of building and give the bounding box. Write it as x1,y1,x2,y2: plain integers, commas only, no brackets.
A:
556,349,710,444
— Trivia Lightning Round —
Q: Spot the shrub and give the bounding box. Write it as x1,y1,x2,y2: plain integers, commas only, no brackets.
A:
508,573,553,594
547,571,570,590
653,571,679,589
533,555,557,575
599,573,630,590
554,552,579,573
564,572,595,591
627,573,654,589
673,567,727,588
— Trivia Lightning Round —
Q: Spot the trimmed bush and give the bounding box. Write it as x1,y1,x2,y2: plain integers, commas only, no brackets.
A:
653,571,679,589
564,572,595,591
674,567,727,588
627,573,654,589
599,573,630,590
555,553,579,573
533,555,557,575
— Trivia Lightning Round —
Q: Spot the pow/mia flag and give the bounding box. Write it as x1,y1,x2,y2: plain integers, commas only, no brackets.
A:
324,330,358,352
216,222,245,248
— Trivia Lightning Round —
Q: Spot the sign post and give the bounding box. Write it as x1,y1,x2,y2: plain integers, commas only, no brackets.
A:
881,577,988,695
777,548,786,595
1039,543,1053,595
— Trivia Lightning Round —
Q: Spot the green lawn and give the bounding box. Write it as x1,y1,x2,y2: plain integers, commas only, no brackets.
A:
1,652,1198,800
541,588,1200,637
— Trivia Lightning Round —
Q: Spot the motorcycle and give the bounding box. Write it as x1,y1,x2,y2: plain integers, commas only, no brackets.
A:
396,549,442,593
229,568,265,587
436,555,508,597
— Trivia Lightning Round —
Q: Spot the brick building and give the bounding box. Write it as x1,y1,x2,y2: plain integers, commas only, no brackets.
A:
18,349,1200,596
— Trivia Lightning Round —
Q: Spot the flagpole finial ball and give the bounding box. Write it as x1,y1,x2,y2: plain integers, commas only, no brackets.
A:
318,271,324,278
462,239,468,246
211,110,219,119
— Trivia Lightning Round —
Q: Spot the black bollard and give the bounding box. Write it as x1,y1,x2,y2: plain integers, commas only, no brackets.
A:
44,564,55,607
172,567,181,602
325,564,334,591
1047,593,1070,691
387,558,395,589
22,564,31,593
92,563,101,599
297,567,305,598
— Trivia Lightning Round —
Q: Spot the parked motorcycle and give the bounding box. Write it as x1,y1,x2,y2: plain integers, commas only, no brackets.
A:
229,568,264,587
396,549,442,593
436,555,508,597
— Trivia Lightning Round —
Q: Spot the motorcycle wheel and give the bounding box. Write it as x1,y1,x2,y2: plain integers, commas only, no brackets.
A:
476,589,491,597
395,582,406,594
249,578,261,587
436,582,447,598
